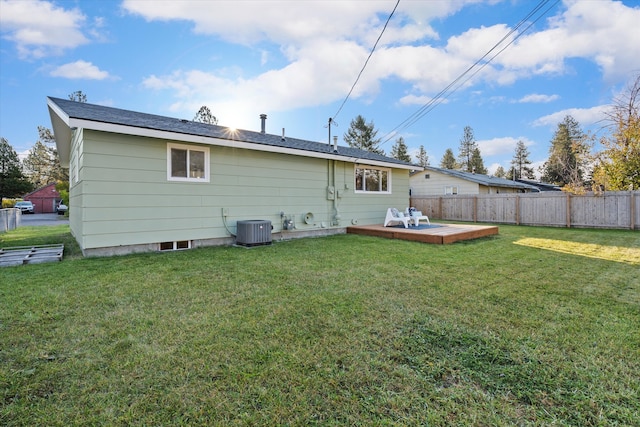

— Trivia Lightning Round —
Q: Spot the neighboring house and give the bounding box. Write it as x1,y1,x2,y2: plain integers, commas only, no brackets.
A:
410,166,539,196
47,97,419,256
516,179,561,192
24,182,63,213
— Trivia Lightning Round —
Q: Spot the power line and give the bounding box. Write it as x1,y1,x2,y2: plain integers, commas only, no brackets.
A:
380,0,560,145
331,0,400,122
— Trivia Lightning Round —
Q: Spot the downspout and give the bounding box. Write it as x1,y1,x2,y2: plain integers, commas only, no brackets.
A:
332,136,340,225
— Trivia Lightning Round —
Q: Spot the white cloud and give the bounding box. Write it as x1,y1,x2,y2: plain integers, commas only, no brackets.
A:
495,1,640,82
532,105,610,128
478,136,535,157
50,60,111,80
518,93,559,103
122,0,466,46
0,0,89,58
129,0,639,126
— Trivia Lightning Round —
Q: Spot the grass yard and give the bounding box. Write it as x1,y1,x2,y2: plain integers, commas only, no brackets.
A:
1,224,639,426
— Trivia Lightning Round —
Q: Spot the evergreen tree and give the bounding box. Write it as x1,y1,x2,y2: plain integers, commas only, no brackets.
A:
592,74,640,191
343,115,384,155
493,166,506,178
457,126,478,172
440,148,458,169
510,140,535,180
540,115,590,189
390,136,411,162
68,90,87,103
469,147,487,174
193,106,218,125
0,137,33,202
22,126,67,187
416,145,429,167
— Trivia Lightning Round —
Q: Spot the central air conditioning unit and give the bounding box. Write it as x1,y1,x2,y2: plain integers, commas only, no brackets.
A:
236,220,272,247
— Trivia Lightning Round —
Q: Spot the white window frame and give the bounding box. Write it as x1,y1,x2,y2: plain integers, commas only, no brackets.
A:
167,143,210,182
444,186,459,195
354,165,391,194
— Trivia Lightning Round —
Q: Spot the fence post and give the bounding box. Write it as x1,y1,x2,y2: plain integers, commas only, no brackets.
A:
473,196,477,223
631,192,636,230
566,193,571,228
516,195,520,225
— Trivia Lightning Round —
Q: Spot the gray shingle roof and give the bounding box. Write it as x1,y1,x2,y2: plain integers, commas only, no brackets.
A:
48,97,414,168
421,166,540,191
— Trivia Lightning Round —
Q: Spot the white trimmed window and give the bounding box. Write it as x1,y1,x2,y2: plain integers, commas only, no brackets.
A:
444,186,458,195
354,166,391,193
167,143,210,182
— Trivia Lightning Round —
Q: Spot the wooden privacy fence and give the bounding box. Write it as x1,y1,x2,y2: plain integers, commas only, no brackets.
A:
410,191,639,230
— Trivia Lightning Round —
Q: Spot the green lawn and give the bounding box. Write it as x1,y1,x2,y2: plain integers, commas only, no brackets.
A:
1,224,639,426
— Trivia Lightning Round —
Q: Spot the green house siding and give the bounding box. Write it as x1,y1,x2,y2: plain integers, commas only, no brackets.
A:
71,130,409,253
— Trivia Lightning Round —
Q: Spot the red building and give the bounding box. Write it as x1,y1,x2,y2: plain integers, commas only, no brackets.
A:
24,183,63,214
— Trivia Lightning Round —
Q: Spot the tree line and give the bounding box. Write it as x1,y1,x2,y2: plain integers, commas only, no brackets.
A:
343,74,640,192
2,75,638,205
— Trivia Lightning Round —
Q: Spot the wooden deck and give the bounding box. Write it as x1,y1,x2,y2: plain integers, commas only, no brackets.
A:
347,223,498,244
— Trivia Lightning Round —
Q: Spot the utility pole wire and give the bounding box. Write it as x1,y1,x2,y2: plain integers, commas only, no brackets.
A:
331,0,400,122
380,0,559,145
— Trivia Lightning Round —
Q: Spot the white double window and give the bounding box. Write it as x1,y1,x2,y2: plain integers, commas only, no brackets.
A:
354,166,391,193
444,186,459,195
167,143,209,182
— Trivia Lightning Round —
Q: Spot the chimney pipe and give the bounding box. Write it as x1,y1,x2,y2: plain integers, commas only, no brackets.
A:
333,135,338,152
260,114,267,134
282,128,285,141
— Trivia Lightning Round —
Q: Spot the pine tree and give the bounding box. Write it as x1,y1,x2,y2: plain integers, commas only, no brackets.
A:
343,115,384,155
469,147,487,174
416,145,429,167
440,148,458,169
68,90,87,103
493,166,506,178
193,106,218,125
22,125,67,187
540,115,590,189
0,137,33,202
457,126,478,172
511,140,535,180
390,136,411,162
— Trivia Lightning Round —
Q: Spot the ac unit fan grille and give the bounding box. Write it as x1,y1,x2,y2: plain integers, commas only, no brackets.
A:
236,220,272,247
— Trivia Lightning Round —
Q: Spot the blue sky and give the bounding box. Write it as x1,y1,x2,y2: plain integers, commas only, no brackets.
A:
1,0,639,176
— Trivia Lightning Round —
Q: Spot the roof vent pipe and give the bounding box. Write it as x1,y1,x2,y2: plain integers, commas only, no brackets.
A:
333,136,338,152
282,128,285,141
260,114,267,134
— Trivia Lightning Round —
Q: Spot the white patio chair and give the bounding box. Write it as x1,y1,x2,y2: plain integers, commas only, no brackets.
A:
405,207,430,226
384,208,410,228
409,210,430,226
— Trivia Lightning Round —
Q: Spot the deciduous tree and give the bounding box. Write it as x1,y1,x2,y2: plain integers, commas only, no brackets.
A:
592,74,640,191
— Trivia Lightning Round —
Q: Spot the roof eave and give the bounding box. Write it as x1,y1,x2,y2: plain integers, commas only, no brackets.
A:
67,116,417,170
47,98,71,168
